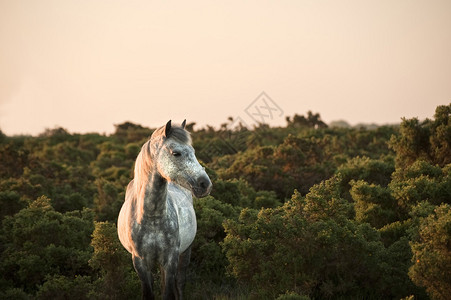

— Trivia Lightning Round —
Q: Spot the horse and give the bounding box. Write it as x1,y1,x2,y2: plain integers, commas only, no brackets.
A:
118,120,212,300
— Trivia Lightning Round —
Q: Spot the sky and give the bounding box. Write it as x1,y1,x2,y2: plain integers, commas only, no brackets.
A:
1,0,450,136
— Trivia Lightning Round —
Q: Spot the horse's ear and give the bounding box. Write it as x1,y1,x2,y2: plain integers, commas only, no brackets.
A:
164,120,172,137
181,119,186,129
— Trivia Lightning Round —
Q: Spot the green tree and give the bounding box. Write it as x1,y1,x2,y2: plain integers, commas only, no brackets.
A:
89,221,139,299
0,191,25,220
93,178,123,222
429,104,451,166
0,196,94,295
35,275,93,300
0,138,30,178
409,204,451,300
389,104,450,170
389,161,451,215
218,135,337,198
286,111,327,129
223,179,395,299
113,122,152,144
1,105,449,299
335,156,395,194
190,196,239,284
350,180,397,228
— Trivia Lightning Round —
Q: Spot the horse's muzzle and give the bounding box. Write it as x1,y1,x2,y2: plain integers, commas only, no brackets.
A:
193,175,212,198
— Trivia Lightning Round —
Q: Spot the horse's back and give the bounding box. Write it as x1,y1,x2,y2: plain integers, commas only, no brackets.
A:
168,183,197,252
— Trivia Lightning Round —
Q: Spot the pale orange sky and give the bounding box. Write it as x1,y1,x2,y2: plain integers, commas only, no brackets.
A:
1,0,450,135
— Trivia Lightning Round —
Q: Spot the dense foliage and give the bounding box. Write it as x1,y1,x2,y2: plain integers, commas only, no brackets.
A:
0,104,449,299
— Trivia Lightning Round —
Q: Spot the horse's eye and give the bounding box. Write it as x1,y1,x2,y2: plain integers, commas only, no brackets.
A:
172,151,181,157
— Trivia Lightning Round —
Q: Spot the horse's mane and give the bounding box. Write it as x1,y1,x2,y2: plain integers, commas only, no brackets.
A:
132,124,191,221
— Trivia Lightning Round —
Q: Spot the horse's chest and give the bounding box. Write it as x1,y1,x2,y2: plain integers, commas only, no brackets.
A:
176,202,197,252
168,186,197,252
133,216,178,255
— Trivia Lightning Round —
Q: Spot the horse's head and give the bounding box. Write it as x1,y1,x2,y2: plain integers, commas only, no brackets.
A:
154,120,212,198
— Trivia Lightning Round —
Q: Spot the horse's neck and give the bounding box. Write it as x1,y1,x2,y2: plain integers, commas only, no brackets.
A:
138,171,168,220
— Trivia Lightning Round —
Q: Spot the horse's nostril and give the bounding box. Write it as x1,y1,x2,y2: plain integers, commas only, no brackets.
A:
199,179,207,189
198,176,211,192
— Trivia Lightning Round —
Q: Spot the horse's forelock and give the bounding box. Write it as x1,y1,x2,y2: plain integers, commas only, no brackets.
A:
151,125,191,145
168,127,191,145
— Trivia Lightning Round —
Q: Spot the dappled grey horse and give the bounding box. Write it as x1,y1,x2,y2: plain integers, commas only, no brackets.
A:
118,120,212,300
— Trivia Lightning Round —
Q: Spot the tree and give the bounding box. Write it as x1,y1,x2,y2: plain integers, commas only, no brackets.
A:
389,104,450,170
0,196,94,295
286,111,327,129
93,178,123,222
409,204,451,300
350,180,397,228
389,160,451,215
35,275,93,300
0,104,449,299
89,221,139,299
190,196,239,283
219,135,337,198
0,191,25,220
113,122,152,144
429,104,451,166
223,179,394,299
